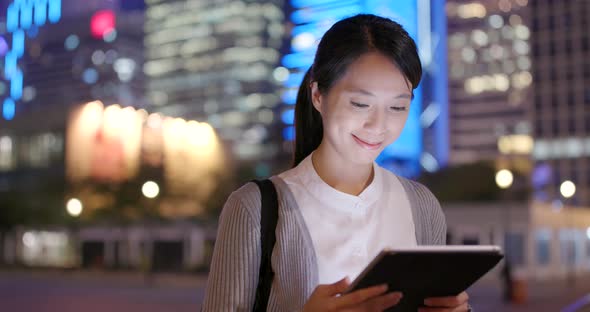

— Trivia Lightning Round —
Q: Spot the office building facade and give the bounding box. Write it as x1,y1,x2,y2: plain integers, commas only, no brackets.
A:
529,0,590,206
446,1,533,166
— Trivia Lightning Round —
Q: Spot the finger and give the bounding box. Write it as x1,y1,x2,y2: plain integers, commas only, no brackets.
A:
332,284,389,309
424,292,469,307
321,277,351,296
363,292,403,311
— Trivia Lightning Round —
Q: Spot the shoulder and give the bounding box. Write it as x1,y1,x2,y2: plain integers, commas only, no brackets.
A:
377,167,435,200
394,175,447,244
221,177,292,221
394,174,440,208
390,173,445,224
219,181,263,226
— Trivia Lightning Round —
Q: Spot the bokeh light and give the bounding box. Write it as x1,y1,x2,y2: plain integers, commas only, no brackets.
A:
142,181,160,199
66,198,83,217
495,169,514,189
560,180,576,199
91,10,116,39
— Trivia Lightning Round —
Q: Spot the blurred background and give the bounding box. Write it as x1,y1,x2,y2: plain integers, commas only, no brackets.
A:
0,0,589,311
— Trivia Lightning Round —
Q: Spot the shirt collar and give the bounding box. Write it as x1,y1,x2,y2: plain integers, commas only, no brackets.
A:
296,153,383,214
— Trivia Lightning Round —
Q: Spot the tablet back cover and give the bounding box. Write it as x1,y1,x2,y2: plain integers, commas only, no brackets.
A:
352,250,503,311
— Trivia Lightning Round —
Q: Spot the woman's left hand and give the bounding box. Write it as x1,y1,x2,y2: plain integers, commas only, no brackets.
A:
418,291,470,312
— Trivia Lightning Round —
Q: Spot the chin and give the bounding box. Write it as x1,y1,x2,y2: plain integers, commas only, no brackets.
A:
349,149,380,165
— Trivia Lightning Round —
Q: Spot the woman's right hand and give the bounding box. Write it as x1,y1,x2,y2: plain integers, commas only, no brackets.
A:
302,277,403,312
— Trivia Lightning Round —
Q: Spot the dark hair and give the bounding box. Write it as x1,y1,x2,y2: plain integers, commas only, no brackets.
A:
292,14,422,167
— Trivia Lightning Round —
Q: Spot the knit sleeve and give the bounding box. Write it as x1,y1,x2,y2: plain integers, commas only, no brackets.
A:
398,177,447,245
201,183,262,312
422,183,447,245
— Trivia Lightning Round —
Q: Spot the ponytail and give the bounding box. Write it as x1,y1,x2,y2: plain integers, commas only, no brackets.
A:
292,67,323,167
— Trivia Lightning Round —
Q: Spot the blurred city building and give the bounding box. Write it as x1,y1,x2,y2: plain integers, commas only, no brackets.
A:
529,0,590,206
1,0,145,120
444,200,590,281
0,1,153,224
2,223,212,271
143,0,289,177
65,101,225,219
446,0,533,170
442,0,590,283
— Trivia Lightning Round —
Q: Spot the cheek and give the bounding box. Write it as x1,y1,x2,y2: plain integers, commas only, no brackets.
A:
386,114,409,136
325,107,363,130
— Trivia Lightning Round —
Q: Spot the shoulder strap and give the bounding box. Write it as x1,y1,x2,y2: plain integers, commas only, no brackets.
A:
251,179,279,312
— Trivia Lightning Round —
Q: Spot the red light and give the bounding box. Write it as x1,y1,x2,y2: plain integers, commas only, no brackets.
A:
91,10,116,39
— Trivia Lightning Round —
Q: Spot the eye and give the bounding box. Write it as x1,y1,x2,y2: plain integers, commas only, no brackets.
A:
351,101,369,108
390,106,407,112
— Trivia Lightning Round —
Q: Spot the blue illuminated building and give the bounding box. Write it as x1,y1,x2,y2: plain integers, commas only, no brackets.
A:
2,0,62,120
280,0,448,177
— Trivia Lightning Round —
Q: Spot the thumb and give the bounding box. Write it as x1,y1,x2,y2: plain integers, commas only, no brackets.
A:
324,277,351,296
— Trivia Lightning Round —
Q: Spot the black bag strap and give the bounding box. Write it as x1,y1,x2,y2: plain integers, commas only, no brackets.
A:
251,179,279,312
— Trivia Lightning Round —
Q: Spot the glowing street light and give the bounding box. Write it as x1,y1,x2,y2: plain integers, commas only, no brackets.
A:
560,180,576,199
66,198,83,217
142,181,159,199
495,169,514,189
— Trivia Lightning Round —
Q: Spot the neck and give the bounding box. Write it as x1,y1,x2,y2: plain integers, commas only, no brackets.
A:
311,146,374,196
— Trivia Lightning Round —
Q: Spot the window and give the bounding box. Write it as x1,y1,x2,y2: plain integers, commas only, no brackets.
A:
535,229,551,265
550,68,558,81
567,93,575,107
548,15,556,30
565,39,573,53
0,136,16,171
534,94,543,110
532,41,540,57
560,229,578,266
568,118,576,135
563,13,573,29
532,18,540,32
535,120,544,137
552,119,560,135
14,132,63,169
504,232,525,266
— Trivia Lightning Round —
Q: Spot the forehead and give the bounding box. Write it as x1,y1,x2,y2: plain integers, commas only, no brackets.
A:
335,52,411,95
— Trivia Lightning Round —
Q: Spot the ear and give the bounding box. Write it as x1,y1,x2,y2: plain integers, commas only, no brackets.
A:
310,81,323,114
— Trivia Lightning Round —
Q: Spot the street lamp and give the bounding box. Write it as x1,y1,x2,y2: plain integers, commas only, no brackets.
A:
496,168,515,297
66,198,83,217
142,181,159,199
559,180,577,286
140,181,159,282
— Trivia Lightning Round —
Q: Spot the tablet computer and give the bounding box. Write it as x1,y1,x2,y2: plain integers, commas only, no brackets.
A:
345,245,504,311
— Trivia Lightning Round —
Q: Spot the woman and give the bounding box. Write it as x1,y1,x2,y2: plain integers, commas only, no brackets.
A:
202,14,470,311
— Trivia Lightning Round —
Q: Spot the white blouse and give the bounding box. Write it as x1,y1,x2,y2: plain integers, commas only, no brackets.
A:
279,154,417,284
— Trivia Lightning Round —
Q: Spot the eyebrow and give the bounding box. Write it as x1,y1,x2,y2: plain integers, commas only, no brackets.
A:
348,88,413,99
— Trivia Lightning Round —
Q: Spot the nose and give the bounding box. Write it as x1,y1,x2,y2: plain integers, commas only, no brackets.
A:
364,109,386,135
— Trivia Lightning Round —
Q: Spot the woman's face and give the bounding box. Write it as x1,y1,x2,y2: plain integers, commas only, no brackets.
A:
311,52,413,166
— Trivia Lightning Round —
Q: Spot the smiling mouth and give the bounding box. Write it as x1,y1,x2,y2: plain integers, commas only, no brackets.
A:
352,134,382,150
